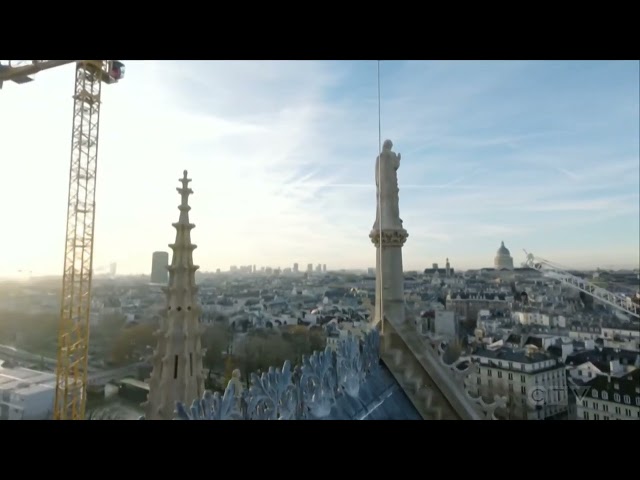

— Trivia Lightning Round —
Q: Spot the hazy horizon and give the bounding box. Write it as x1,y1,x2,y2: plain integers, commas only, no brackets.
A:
1,60,638,277
2,261,639,283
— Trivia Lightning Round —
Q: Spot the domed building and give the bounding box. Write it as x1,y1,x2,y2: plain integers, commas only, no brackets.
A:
494,241,514,270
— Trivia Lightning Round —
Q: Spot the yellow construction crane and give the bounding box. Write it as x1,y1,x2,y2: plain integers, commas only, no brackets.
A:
0,60,125,419
523,250,640,320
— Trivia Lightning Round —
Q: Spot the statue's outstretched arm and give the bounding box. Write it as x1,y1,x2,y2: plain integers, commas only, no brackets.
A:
393,153,401,170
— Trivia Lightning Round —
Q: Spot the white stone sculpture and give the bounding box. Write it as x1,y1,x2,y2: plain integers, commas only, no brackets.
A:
372,139,403,231
370,140,408,330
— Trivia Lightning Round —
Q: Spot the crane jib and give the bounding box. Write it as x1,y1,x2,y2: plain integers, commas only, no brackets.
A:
524,251,639,319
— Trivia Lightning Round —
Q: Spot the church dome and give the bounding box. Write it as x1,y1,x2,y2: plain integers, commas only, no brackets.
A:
494,241,514,271
496,241,510,256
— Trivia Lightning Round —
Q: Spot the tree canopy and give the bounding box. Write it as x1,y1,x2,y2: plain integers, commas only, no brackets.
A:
109,323,155,365
206,324,327,390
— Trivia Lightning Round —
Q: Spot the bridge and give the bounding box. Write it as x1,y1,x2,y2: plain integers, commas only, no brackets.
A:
86,363,144,387
0,344,59,368
0,344,144,388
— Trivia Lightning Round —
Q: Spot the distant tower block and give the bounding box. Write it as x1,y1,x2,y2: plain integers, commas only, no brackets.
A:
151,251,169,284
144,170,205,420
293,262,299,273
322,264,327,273
445,258,451,277
370,140,408,332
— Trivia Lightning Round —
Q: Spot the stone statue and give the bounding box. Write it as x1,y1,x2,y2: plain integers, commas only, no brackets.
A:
229,368,244,398
372,139,403,231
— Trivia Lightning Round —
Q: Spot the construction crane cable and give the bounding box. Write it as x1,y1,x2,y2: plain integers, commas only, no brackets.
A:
376,60,385,334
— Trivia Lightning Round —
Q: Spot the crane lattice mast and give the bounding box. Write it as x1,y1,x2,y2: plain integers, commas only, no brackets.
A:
522,250,639,320
0,60,125,420
55,61,104,420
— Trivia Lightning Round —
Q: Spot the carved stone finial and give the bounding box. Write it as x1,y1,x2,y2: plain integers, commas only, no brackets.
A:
178,170,192,191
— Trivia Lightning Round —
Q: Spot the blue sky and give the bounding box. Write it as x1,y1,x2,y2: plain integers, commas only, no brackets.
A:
0,60,638,276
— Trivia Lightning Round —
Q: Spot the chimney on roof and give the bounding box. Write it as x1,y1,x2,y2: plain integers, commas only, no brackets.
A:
610,360,622,376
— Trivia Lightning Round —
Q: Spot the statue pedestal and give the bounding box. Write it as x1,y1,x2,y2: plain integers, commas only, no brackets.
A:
370,228,408,332
369,228,408,248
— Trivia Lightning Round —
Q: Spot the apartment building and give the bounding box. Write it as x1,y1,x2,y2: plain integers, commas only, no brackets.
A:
470,345,568,420
576,369,640,420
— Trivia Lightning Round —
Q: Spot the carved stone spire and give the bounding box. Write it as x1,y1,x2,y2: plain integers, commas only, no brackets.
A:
144,170,205,420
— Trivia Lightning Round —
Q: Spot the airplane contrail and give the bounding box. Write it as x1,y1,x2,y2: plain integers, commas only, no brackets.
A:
279,167,486,191
307,183,478,189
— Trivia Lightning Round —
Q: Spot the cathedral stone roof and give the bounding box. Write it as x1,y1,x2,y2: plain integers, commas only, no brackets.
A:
325,362,422,420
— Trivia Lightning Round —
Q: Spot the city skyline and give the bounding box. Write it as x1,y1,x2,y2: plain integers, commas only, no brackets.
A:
1,60,638,277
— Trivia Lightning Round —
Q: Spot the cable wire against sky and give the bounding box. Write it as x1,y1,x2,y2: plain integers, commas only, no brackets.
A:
376,60,384,334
